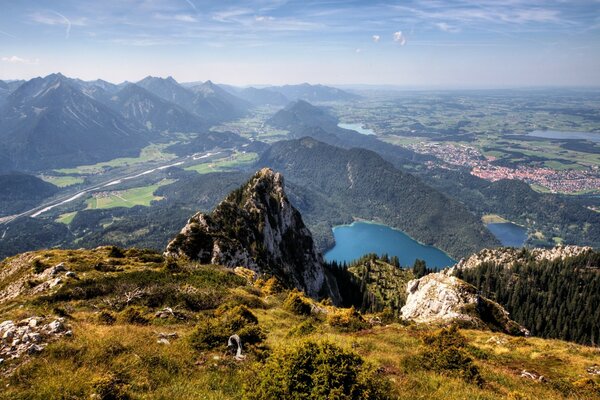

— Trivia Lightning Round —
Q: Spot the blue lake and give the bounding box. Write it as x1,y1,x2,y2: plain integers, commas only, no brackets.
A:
486,222,527,247
338,123,376,135
529,130,600,143
323,221,456,269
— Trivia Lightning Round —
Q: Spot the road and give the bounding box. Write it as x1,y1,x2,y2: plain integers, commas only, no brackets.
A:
0,149,228,226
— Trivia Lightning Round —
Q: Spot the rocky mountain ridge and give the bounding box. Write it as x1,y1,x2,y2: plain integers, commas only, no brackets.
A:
164,168,337,299
452,245,593,272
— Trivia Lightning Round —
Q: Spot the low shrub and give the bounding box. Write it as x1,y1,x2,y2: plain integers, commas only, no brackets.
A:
243,340,393,400
327,306,369,332
32,259,46,274
190,305,264,351
418,325,483,385
283,289,312,316
287,320,317,337
91,374,130,400
98,311,117,325
120,307,149,325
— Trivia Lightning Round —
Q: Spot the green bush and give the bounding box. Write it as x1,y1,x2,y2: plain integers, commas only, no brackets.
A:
98,311,117,325
418,325,483,385
243,340,393,400
107,246,125,258
287,320,317,337
32,259,46,274
91,374,130,400
190,305,264,351
120,307,149,325
327,306,369,332
283,289,312,316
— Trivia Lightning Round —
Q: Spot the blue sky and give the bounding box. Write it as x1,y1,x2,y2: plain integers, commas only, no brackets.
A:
1,0,599,87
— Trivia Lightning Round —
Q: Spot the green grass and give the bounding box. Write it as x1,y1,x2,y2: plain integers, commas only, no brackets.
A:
185,152,258,174
481,214,509,224
55,143,177,175
85,179,175,210
40,175,85,187
1,249,599,399
56,212,78,225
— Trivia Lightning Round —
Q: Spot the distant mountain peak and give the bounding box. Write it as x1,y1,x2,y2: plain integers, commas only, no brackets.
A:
165,168,336,299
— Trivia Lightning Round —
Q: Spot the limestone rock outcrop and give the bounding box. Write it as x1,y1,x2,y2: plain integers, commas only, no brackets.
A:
401,271,528,335
165,168,337,300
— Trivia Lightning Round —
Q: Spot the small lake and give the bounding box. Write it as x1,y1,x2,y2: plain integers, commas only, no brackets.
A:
487,222,527,247
338,123,376,136
529,130,600,143
324,221,456,269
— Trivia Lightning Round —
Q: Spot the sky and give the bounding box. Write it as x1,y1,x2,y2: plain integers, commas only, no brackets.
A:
1,0,599,87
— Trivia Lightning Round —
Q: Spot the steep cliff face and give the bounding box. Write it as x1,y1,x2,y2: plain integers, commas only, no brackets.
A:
401,271,528,335
165,168,336,299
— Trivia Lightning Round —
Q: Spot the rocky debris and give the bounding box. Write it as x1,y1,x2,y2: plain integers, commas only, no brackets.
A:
50,263,66,276
401,272,528,335
587,365,600,375
0,317,71,363
156,332,179,345
0,254,82,305
164,168,338,301
452,245,593,272
65,271,78,279
154,307,186,320
520,370,545,382
486,336,508,346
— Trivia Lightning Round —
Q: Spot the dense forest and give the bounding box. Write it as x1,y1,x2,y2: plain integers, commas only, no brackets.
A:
455,249,600,345
259,137,499,258
415,167,600,249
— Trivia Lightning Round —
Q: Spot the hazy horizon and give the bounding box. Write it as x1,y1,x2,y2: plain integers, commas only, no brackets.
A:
1,1,600,87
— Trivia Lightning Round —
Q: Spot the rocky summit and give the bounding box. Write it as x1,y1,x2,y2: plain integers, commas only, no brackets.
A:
401,271,528,335
165,168,336,299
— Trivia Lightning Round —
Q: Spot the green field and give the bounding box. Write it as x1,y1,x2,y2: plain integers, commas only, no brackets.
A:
55,211,78,225
40,175,85,187
185,152,258,174
85,179,175,210
55,143,177,175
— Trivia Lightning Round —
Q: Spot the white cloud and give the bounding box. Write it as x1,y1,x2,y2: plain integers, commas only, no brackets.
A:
372,35,380,43
1,55,39,64
355,48,362,53
435,22,460,33
255,16,275,22
393,31,407,46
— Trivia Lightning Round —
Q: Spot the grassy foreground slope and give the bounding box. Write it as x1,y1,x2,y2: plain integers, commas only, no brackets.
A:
1,248,599,399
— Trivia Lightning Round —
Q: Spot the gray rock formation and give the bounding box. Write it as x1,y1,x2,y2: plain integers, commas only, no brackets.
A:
401,271,528,335
451,245,593,273
165,168,337,300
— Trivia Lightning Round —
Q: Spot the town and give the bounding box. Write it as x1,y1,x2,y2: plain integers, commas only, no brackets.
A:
404,142,600,194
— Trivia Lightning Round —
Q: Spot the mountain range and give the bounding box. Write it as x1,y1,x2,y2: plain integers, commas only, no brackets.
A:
0,75,358,173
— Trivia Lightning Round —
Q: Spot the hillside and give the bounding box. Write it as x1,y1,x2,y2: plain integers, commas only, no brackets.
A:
0,174,59,217
106,83,207,133
417,167,600,249
1,247,599,399
0,74,149,171
1,171,599,399
455,246,600,345
259,137,499,259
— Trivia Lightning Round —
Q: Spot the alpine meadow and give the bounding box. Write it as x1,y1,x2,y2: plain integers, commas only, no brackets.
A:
1,1,599,399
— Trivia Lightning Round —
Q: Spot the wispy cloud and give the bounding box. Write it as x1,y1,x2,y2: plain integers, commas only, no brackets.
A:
1,55,39,64
393,31,407,46
30,11,86,39
435,22,460,33
372,34,380,42
0,30,16,39
154,13,197,23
